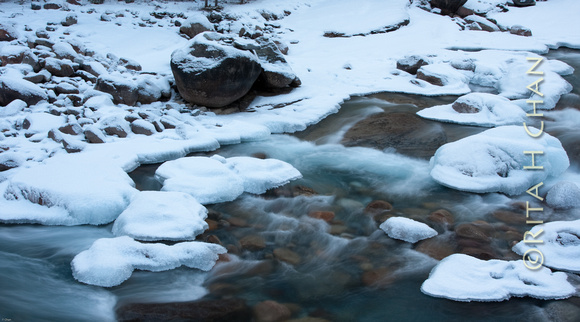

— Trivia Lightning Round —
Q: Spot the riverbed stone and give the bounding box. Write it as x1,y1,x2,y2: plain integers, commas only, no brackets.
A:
342,112,447,159
116,298,252,322
253,300,292,322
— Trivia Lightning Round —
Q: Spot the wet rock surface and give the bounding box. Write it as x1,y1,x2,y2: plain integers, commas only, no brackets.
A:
342,112,447,159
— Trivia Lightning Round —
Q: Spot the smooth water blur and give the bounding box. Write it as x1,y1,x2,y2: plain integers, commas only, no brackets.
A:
1,49,580,321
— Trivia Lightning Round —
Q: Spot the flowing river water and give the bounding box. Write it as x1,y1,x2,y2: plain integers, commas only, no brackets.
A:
1,49,580,321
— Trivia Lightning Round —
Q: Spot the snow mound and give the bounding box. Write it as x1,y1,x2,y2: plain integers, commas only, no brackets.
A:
421,254,575,302
315,0,410,37
112,191,209,241
430,126,569,195
513,220,580,273
71,236,226,287
0,153,137,225
380,217,437,243
417,93,527,127
226,156,302,194
545,181,580,210
155,156,245,204
156,155,301,204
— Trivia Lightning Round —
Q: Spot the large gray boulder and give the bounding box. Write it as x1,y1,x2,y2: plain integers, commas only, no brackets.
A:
170,32,262,108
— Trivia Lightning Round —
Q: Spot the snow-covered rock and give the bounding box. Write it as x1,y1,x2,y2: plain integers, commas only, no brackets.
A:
0,76,47,106
545,181,580,210
71,236,226,287
94,74,138,106
112,191,209,241
226,156,302,194
0,153,137,225
430,126,569,195
380,217,437,243
513,220,580,273
156,155,301,204
417,63,471,87
417,93,527,127
179,12,214,39
421,254,575,302
156,156,245,204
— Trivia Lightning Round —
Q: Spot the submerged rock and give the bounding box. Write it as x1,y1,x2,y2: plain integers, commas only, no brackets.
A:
117,298,252,322
342,112,447,159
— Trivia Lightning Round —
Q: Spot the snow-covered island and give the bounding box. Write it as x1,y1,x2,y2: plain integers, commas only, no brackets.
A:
1,0,580,320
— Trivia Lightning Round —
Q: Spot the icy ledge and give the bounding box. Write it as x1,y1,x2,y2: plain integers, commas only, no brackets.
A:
430,125,569,195
155,155,302,204
421,254,575,302
71,236,226,287
513,220,580,274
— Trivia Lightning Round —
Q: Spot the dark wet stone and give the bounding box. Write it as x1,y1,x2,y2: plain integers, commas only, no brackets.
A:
342,112,447,159
253,300,292,322
454,222,492,243
116,298,252,322
428,209,454,225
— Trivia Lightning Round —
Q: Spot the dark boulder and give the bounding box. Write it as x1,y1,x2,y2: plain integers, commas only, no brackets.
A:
170,33,262,108
429,0,468,15
513,0,535,7
44,58,76,77
396,55,428,75
94,75,138,106
253,38,300,89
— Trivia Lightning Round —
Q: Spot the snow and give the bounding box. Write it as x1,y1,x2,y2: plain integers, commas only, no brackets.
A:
545,181,580,210
379,217,437,243
513,220,580,273
112,191,209,241
71,236,226,287
0,153,137,225
171,32,259,74
463,0,508,15
155,156,245,204
226,156,302,194
155,154,301,204
430,125,570,195
183,12,214,32
417,93,527,127
0,99,27,117
421,254,576,302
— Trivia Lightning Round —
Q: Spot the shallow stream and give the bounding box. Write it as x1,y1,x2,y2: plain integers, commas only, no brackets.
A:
1,49,580,321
